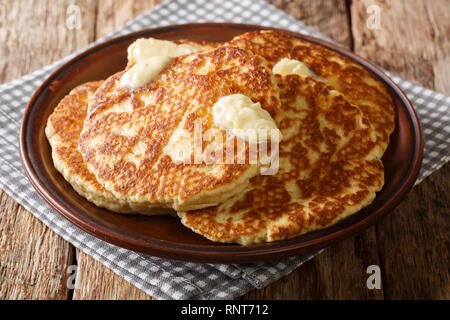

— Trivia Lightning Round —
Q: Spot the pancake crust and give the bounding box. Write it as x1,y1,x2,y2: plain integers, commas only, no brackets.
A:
227,30,395,154
179,75,385,244
45,81,145,213
79,46,281,212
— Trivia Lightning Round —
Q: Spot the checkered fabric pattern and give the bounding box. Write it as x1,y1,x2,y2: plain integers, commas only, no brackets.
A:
0,0,448,299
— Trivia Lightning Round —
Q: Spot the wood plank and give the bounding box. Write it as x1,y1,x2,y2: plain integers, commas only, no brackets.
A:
270,0,352,48
351,0,450,299
352,0,450,94
94,0,165,39
243,233,385,299
0,192,74,299
0,0,97,299
0,0,97,82
72,251,153,300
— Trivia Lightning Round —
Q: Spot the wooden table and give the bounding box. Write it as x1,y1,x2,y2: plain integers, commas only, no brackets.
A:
0,0,448,300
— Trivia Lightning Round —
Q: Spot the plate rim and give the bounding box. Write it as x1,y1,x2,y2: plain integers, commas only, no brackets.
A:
19,22,423,263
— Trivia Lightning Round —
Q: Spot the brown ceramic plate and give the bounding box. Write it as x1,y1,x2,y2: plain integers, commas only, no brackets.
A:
20,23,422,263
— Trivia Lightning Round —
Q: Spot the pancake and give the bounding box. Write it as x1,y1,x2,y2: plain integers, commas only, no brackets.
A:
226,30,395,154
79,46,281,212
46,39,218,214
45,81,154,213
179,74,385,244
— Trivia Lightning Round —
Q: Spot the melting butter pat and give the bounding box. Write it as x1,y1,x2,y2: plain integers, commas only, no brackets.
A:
127,38,203,64
212,94,281,143
273,58,314,77
120,56,173,89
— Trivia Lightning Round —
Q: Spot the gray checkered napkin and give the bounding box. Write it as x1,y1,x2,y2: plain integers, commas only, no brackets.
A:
0,0,449,300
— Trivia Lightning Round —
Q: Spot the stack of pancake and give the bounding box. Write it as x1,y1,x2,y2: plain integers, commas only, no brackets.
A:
46,30,395,245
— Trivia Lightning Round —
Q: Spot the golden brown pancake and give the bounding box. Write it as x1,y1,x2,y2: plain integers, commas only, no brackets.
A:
79,46,281,212
46,33,392,245
46,39,219,214
226,30,395,154
179,74,385,244
45,81,161,214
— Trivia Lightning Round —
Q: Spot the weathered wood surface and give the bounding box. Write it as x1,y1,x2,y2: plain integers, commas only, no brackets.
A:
351,0,450,300
0,0,448,300
0,0,97,299
72,250,154,300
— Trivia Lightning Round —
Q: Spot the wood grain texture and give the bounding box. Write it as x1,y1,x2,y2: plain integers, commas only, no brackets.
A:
351,0,450,94
0,192,74,299
95,0,164,38
0,0,97,299
351,0,450,299
0,0,97,82
72,251,153,300
0,0,448,300
243,234,385,299
269,0,352,48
